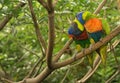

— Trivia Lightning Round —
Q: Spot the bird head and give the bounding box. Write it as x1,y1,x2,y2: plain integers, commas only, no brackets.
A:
68,22,83,37
76,12,85,24
82,11,92,21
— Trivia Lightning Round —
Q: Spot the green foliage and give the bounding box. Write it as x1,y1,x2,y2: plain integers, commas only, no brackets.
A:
0,0,120,82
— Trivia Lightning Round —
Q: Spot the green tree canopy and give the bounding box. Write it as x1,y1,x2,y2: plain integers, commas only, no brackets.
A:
0,0,120,83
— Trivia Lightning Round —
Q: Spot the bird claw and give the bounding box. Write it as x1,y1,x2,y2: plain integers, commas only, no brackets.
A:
99,38,103,43
73,49,85,60
82,49,85,55
89,44,93,51
73,50,79,60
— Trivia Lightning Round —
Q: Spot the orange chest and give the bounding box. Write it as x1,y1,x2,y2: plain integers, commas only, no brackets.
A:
84,18,103,33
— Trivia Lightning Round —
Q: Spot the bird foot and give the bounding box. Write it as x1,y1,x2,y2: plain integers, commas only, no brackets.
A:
89,44,93,51
73,50,79,60
82,49,85,55
99,38,103,43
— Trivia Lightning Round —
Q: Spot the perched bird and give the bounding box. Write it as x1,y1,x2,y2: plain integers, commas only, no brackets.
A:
83,11,110,66
68,15,94,67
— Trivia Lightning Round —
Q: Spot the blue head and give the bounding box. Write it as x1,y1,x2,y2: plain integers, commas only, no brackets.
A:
76,12,85,25
68,22,83,36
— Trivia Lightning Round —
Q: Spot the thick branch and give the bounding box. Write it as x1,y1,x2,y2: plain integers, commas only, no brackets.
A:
94,0,107,14
77,39,120,82
12,0,114,82
28,0,47,53
53,25,120,69
47,0,53,11
46,1,55,69
0,2,26,30
53,0,106,63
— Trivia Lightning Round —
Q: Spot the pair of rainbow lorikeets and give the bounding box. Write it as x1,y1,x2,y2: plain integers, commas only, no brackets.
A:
68,11,110,67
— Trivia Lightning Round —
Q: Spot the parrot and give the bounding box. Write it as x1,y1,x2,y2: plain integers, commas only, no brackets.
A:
68,12,95,67
83,11,111,66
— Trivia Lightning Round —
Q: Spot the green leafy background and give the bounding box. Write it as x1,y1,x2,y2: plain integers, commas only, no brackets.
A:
0,0,120,83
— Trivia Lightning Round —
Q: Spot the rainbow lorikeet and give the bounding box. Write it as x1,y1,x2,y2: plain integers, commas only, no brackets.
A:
83,11,110,65
68,14,94,67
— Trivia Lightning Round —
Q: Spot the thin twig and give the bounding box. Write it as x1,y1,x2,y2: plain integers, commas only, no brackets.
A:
32,59,45,77
27,0,47,54
20,45,40,58
94,0,107,14
0,2,26,30
24,56,44,79
53,38,73,62
110,42,119,66
77,40,120,82
37,0,48,10
60,68,70,83
77,55,101,83
105,67,120,83
0,77,13,83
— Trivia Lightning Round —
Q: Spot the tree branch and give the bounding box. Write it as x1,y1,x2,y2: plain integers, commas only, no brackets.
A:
21,0,109,82
77,39,120,83
53,38,73,62
77,55,101,83
46,0,55,69
0,2,26,31
27,0,47,53
24,56,44,79
53,0,59,7
94,0,107,14
7,0,117,82
47,0,53,11
105,67,120,83
53,25,120,69
37,0,48,10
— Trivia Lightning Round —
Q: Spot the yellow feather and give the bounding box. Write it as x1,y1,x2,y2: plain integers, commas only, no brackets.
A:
74,18,84,31
76,45,81,51
100,45,107,65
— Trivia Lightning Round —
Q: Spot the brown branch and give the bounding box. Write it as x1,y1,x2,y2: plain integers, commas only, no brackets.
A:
46,0,55,69
53,38,73,62
53,0,59,7
0,77,13,83
78,0,117,82
61,68,70,83
20,45,40,58
32,59,45,77
37,0,48,10
77,55,101,83
77,39,120,82
52,25,120,69
9,0,118,82
27,67,52,83
24,57,44,79
77,1,108,78
19,0,109,82
27,0,47,53
105,67,120,83
107,40,120,52
0,2,26,31
47,0,53,11
94,0,107,14
53,0,106,64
